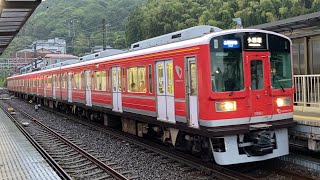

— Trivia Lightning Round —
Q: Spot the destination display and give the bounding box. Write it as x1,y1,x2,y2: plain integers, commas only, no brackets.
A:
243,32,267,50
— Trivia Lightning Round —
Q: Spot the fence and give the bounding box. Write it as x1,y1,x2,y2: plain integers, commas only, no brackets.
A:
294,75,320,111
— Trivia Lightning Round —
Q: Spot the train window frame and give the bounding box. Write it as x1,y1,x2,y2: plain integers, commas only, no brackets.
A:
127,66,147,93
210,35,245,93
148,64,153,94
122,67,126,92
107,70,111,91
94,70,107,91
56,74,60,88
94,71,102,91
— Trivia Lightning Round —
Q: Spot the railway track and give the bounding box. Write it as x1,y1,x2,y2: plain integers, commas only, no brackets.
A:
2,95,319,180
0,101,137,180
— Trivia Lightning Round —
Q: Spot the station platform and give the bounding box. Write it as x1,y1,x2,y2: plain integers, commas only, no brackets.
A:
0,108,61,179
291,111,320,151
293,111,320,127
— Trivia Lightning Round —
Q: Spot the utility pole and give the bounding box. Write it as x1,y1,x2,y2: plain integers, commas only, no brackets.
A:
102,19,106,51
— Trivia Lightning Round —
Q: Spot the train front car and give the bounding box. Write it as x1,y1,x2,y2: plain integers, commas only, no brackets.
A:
200,30,296,165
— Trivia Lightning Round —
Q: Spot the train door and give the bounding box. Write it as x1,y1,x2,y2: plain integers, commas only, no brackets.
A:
67,73,72,102
44,76,47,97
112,67,122,112
52,75,56,99
36,77,39,95
245,52,273,119
84,70,92,106
156,60,175,123
186,57,199,128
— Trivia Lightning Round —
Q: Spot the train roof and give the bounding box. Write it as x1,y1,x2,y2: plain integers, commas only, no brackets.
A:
8,28,291,79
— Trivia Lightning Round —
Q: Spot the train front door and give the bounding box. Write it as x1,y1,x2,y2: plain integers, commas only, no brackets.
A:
186,57,199,128
156,60,175,123
85,70,92,106
52,75,56,99
245,52,273,119
112,67,122,112
67,73,72,102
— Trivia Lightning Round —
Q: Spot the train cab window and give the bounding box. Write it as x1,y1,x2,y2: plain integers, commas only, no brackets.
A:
250,60,264,90
127,67,146,93
210,36,244,92
269,35,293,89
148,64,153,94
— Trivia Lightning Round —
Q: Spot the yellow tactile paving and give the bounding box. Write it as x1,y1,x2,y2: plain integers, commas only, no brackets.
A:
293,115,320,121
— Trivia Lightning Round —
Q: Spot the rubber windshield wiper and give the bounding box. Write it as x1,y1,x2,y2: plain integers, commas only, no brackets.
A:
229,82,236,96
273,76,285,92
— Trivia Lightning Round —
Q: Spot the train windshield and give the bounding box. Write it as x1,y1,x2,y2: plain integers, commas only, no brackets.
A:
269,35,292,89
210,32,292,92
210,35,244,92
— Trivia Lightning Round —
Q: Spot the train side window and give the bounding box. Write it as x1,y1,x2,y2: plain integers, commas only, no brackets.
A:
56,75,60,88
112,69,117,92
107,70,111,91
127,66,146,93
80,72,83,90
122,68,126,92
167,62,174,94
47,75,52,88
74,73,78,89
101,71,106,91
118,68,121,91
62,74,65,88
94,71,102,90
157,63,164,94
148,64,153,94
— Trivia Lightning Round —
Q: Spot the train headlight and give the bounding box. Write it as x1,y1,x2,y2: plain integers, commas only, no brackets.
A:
216,101,237,112
276,97,291,107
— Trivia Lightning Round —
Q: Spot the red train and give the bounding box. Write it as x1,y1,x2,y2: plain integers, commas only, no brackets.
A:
7,26,296,165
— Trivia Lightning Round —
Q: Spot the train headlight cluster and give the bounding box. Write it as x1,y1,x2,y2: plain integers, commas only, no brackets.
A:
276,97,291,107
216,101,237,112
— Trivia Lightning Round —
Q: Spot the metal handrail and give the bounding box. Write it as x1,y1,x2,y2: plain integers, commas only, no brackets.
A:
294,75,320,109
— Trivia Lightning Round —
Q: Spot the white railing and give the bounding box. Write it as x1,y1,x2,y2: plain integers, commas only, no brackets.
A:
294,75,320,110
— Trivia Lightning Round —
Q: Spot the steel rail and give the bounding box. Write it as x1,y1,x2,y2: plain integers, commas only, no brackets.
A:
0,103,72,180
13,107,130,180
40,105,258,180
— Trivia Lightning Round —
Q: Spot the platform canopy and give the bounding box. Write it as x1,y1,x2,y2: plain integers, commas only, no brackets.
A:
248,11,320,39
0,0,41,55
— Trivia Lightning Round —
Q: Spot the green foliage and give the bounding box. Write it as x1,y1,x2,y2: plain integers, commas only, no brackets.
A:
1,0,146,57
1,0,319,58
125,0,319,45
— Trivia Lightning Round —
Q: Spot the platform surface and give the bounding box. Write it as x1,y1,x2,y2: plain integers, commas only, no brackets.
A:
0,108,61,180
293,111,320,127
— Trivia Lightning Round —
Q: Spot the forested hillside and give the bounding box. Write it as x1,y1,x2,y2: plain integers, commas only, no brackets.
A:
2,0,145,57
125,0,320,44
2,0,320,57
